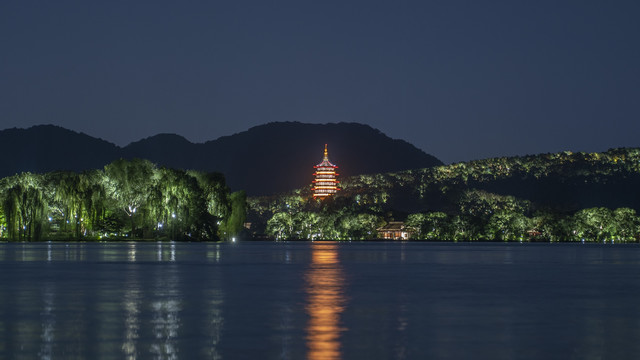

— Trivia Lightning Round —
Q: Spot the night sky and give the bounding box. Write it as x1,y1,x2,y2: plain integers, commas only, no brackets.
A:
2,1,639,164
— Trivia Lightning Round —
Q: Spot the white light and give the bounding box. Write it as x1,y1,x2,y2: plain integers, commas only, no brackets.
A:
172,213,176,218
232,237,236,242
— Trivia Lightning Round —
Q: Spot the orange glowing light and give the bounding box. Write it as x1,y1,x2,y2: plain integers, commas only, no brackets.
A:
312,144,340,198
305,242,346,360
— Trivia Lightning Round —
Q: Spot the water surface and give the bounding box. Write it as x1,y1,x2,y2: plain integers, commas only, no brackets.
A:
1,241,639,359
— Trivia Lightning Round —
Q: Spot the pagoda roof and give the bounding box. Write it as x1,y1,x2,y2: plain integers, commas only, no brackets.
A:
315,144,338,168
315,159,337,167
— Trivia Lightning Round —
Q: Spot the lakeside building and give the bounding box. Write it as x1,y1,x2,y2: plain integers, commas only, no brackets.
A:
377,222,410,240
312,144,340,198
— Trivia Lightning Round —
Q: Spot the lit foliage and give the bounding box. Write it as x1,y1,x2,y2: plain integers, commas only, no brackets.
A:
399,207,640,243
1,173,47,241
265,209,382,240
339,147,640,199
405,212,449,240
0,159,240,241
251,147,640,241
485,211,531,242
219,190,247,240
565,207,640,243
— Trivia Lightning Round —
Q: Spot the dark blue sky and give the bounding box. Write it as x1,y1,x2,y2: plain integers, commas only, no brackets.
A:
2,1,639,163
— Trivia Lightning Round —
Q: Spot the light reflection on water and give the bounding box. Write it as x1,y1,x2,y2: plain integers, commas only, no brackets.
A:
150,265,181,360
1,242,640,359
122,264,141,360
305,242,347,360
205,287,224,360
38,283,55,360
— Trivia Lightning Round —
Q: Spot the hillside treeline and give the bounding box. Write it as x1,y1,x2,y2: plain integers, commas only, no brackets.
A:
251,189,640,242
249,148,640,241
0,159,246,241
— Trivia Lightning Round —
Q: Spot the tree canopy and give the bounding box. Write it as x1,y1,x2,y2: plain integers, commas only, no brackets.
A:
0,159,235,241
249,147,640,242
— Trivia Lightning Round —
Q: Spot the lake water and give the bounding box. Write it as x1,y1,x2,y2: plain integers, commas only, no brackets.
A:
1,241,640,359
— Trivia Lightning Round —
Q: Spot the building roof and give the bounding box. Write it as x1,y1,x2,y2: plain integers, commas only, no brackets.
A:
315,144,338,168
377,221,405,231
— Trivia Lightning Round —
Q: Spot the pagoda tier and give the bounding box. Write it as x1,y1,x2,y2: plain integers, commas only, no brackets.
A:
312,144,340,198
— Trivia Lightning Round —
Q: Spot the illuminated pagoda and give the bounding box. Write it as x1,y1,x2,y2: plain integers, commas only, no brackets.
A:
312,144,340,198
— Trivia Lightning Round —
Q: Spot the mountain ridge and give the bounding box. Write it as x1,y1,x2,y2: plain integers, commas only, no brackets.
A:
0,122,443,195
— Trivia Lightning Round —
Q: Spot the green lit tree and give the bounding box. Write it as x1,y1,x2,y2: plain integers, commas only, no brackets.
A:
104,159,157,238
189,171,230,219
485,211,531,241
220,191,246,240
338,213,380,240
405,212,449,240
1,173,48,241
531,212,563,242
570,208,614,242
612,208,639,242
449,215,477,242
266,212,294,240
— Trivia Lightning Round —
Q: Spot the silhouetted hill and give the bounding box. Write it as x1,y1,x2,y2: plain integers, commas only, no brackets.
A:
121,134,197,169
0,125,119,175
196,122,442,195
0,123,443,195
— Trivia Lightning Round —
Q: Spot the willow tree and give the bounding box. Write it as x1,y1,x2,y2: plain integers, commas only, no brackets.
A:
1,173,47,241
2,184,22,240
81,170,109,235
188,171,230,220
104,159,157,238
44,171,89,238
152,168,206,240
220,191,246,240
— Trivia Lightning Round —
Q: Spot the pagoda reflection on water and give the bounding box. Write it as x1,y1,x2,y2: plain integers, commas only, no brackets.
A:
312,144,340,198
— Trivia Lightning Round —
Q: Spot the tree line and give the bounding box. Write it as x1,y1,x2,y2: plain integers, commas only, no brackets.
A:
257,193,640,242
405,207,640,242
249,147,640,241
0,159,246,241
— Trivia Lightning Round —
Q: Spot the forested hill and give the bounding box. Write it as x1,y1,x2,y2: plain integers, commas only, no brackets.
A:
0,123,442,195
248,147,640,240
339,147,640,212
